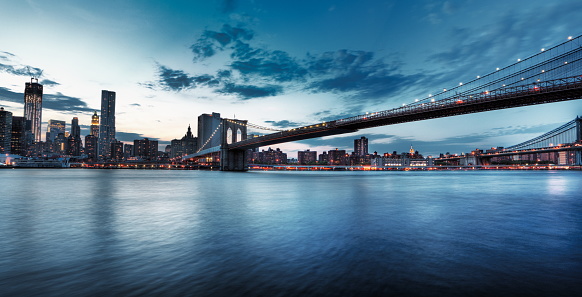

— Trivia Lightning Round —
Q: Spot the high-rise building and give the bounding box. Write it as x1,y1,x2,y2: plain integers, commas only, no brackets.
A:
134,138,158,161
67,117,82,156
111,140,124,161
10,116,27,156
123,144,134,159
298,149,317,165
0,107,13,154
197,112,221,151
46,120,66,142
328,148,348,165
90,111,99,137
354,136,368,156
84,134,98,160
23,78,43,142
71,117,80,139
54,133,67,154
99,90,116,159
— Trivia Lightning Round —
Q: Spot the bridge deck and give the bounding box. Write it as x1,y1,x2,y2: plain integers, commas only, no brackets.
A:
226,76,582,150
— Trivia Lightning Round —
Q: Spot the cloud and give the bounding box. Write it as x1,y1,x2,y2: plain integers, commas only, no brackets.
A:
116,131,159,142
230,48,307,82
43,93,94,113
0,87,22,103
155,64,221,91
151,24,425,105
190,24,253,61
0,51,15,61
217,83,282,99
0,63,43,77
40,79,60,87
264,120,303,129
312,109,364,122
1,86,95,114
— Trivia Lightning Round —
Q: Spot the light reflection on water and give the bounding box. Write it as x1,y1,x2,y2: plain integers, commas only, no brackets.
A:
0,169,581,296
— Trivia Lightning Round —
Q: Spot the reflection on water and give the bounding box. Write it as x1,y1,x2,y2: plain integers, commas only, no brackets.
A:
1,169,581,296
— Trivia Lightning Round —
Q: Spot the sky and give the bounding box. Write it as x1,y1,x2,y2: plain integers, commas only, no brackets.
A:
1,0,582,158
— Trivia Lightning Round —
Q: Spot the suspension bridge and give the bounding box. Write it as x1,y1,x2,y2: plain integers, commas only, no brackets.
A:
184,35,582,171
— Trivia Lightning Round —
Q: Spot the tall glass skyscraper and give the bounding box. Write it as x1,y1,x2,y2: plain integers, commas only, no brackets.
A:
24,79,43,142
98,90,116,159
0,107,13,154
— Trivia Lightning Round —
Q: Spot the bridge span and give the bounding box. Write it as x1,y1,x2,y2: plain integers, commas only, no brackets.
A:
183,35,582,171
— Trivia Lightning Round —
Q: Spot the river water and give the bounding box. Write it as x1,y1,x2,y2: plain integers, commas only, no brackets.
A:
0,169,581,296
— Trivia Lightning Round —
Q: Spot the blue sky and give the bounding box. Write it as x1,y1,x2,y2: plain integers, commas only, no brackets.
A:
1,0,581,157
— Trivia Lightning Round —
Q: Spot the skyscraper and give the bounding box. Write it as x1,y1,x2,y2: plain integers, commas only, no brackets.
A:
354,136,368,156
23,78,43,142
99,90,116,159
0,107,13,154
46,120,66,142
84,134,98,160
197,112,221,150
71,117,80,138
10,116,27,156
67,117,82,156
90,111,99,137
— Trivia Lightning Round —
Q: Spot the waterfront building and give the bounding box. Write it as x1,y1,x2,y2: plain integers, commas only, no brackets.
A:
111,140,124,161
66,117,82,156
197,113,221,150
328,149,348,165
46,120,66,143
90,111,99,137
297,149,317,165
318,151,328,164
134,138,158,161
84,134,98,160
354,136,368,156
23,79,43,142
249,147,287,164
10,116,27,156
71,117,80,139
124,144,134,159
54,133,67,155
99,90,116,160
171,125,198,158
0,107,12,153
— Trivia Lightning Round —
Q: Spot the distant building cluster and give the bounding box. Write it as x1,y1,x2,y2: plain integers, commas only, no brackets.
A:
246,136,434,167
0,79,183,164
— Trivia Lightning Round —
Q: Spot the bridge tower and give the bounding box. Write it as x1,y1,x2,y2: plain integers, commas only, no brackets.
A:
577,116,582,142
220,118,248,171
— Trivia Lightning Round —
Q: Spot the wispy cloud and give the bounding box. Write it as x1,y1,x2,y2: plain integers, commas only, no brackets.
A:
40,79,60,87
264,120,303,128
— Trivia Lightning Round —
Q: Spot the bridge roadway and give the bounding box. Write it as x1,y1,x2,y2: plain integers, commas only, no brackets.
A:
227,76,582,151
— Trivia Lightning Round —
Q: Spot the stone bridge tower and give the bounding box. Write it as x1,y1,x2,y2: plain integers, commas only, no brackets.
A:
220,118,248,171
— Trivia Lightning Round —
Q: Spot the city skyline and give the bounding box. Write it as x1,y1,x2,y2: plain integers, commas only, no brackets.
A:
1,1,582,158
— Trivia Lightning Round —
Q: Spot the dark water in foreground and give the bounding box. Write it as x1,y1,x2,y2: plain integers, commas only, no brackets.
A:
0,169,581,296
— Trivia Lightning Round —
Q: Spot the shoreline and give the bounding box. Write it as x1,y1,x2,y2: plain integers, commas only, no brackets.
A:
1,165,581,171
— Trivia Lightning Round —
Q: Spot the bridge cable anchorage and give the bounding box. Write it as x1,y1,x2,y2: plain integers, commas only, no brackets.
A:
196,121,223,153
225,119,288,132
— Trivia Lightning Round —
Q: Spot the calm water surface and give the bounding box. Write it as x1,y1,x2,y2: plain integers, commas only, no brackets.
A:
0,169,581,296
